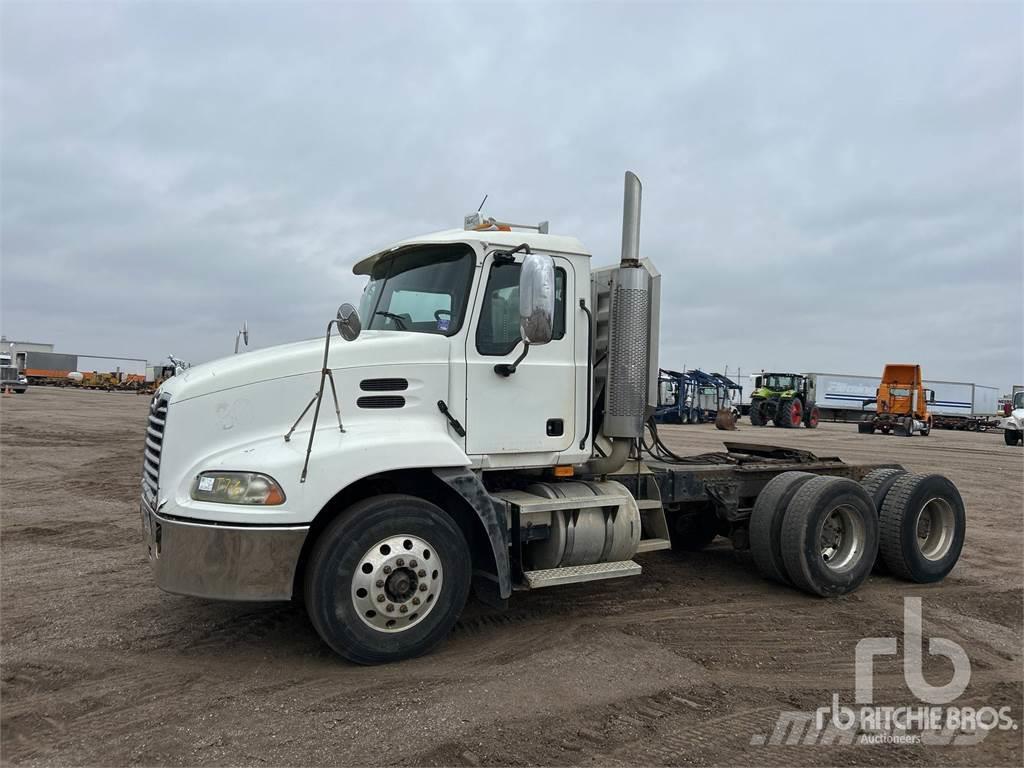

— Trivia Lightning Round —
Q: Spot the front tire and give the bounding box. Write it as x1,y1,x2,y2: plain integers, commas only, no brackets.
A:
775,397,802,428
304,494,471,664
1006,430,1022,446
749,399,766,427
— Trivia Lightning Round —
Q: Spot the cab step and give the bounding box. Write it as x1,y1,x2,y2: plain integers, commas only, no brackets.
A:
522,560,641,589
636,537,672,553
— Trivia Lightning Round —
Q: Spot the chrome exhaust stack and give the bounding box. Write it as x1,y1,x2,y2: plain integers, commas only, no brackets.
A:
603,171,652,440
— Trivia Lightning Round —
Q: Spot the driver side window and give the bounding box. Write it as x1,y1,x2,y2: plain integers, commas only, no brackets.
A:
476,260,565,356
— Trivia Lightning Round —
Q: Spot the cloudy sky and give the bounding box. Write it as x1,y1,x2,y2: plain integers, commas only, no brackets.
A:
2,1,1021,390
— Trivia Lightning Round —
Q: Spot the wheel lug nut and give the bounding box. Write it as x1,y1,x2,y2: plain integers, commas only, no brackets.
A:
382,566,392,574
418,569,426,577
386,604,394,613
399,605,408,613
412,597,420,606
409,560,417,568
419,584,427,592
396,558,405,567
376,579,384,588
376,595,385,603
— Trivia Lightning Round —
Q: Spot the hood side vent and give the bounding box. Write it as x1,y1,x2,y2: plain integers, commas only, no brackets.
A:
357,395,406,409
360,378,409,392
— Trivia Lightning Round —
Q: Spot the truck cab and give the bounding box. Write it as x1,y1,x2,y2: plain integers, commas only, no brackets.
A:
858,363,934,436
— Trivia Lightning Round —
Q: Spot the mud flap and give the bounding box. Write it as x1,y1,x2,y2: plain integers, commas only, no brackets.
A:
433,467,511,603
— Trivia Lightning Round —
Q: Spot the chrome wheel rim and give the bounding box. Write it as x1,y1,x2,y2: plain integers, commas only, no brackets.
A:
915,498,955,561
818,505,865,572
352,535,443,633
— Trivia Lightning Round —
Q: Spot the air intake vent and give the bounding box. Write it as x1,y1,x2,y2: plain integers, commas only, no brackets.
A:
357,395,406,409
359,378,409,392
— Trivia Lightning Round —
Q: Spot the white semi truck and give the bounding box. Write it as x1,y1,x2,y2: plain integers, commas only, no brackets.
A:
141,173,967,663
1000,386,1023,446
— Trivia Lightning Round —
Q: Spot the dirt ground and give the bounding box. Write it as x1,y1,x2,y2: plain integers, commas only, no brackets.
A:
2,388,1022,766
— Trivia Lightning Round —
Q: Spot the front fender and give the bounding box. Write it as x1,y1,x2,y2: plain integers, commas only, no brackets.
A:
169,420,470,526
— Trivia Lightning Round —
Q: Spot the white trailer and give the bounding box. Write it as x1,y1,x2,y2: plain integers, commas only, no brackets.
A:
808,372,1000,424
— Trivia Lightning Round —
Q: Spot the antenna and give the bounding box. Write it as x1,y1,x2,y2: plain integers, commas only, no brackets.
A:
477,194,488,212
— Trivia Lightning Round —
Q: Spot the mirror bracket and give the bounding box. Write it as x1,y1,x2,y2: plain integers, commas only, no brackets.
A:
494,341,530,377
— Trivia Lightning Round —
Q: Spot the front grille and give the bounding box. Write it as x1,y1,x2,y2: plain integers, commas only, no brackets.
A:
142,395,169,502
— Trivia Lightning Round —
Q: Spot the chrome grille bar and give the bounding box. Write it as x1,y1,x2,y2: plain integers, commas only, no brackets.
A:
142,394,169,504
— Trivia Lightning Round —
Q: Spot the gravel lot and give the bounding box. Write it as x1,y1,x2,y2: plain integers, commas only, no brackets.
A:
2,388,1021,766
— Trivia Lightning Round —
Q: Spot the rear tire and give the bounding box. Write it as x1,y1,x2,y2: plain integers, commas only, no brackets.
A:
780,477,878,597
750,472,816,584
878,474,965,583
304,494,471,664
804,405,820,429
859,468,907,575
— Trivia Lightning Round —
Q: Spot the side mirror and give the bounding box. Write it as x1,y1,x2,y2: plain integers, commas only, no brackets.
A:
927,389,935,403
518,253,555,345
336,303,362,341
754,376,762,389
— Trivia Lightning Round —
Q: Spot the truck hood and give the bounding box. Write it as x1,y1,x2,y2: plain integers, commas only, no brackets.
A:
161,331,451,403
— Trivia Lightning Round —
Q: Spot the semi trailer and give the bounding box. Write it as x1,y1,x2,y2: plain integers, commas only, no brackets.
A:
806,371,999,427
141,172,966,664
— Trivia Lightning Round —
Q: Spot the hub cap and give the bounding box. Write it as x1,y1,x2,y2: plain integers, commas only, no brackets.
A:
818,505,865,573
916,498,955,561
352,535,443,633
791,402,802,425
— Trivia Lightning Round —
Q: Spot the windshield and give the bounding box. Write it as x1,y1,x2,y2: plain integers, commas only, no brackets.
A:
1014,392,1024,410
764,374,796,391
358,244,475,336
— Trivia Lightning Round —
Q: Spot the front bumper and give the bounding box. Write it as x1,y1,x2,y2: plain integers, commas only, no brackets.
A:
142,498,309,601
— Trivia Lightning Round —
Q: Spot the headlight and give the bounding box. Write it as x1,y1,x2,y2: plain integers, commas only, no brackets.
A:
191,471,286,505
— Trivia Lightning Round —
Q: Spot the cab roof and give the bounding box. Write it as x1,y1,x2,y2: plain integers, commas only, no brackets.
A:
353,228,591,276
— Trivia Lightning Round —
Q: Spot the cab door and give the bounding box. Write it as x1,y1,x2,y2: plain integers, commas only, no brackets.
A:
464,251,575,457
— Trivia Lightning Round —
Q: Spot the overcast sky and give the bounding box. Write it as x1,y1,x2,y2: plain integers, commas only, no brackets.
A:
2,1,1021,391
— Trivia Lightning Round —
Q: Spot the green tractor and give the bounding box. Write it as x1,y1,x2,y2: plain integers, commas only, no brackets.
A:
748,373,820,429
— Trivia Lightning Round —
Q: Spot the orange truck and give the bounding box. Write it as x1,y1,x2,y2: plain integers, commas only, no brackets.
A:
857,364,934,436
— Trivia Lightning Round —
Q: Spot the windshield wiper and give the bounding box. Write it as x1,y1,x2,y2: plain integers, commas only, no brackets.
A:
375,311,408,330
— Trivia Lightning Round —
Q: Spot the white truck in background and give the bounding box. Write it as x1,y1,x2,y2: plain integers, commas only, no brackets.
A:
141,172,967,664
0,348,28,394
1000,386,1024,446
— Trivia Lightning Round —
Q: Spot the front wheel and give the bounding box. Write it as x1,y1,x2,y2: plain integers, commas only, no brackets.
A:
304,494,471,664
749,399,766,427
775,397,802,428
1006,430,1022,446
